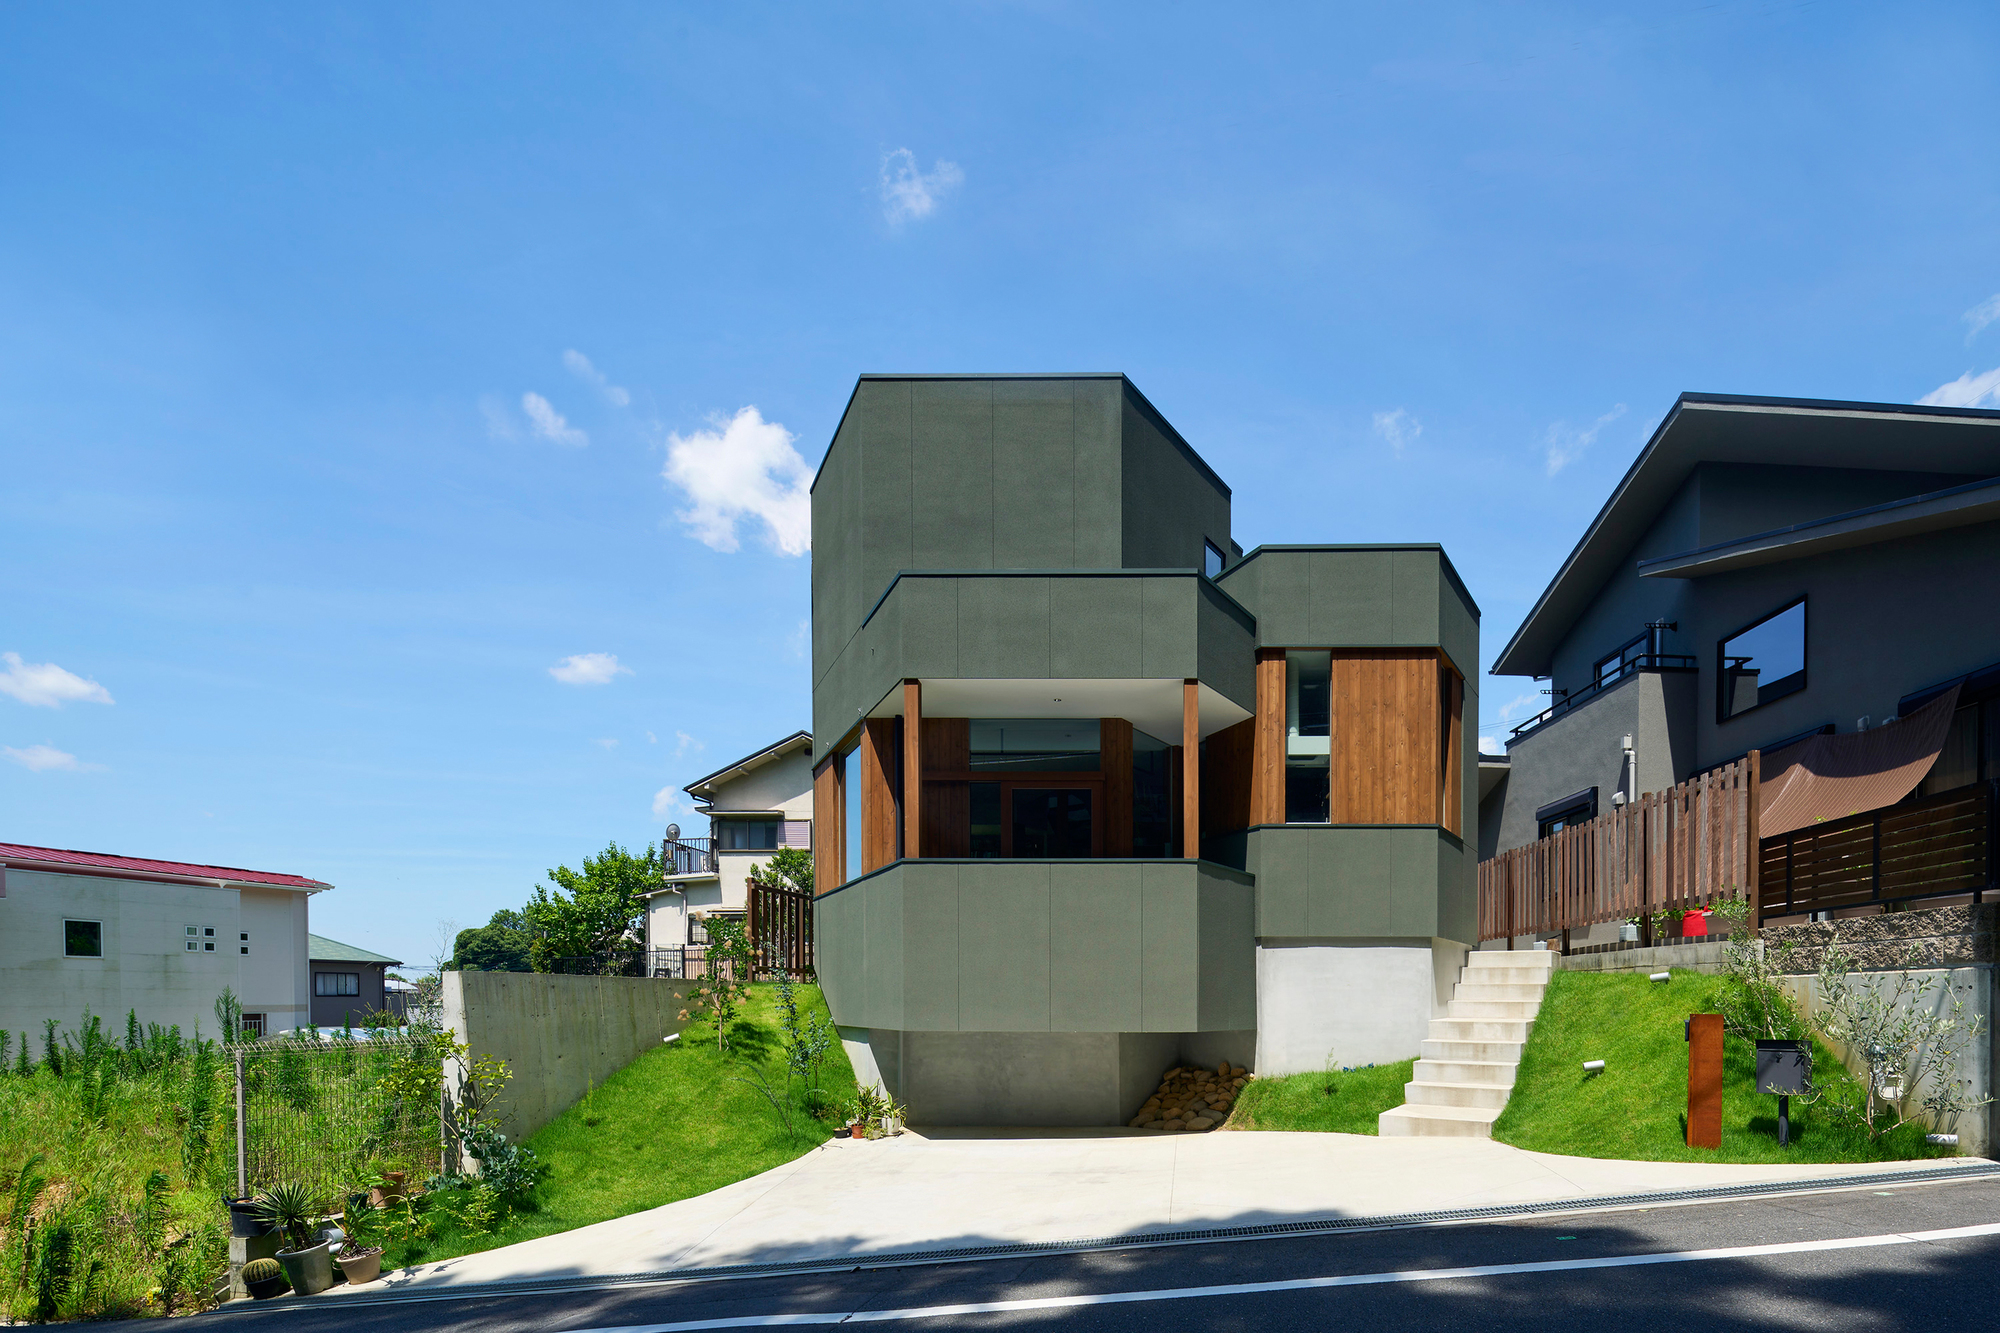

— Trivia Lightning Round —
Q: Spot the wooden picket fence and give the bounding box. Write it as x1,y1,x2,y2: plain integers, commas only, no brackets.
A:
748,878,815,978
1478,755,1760,943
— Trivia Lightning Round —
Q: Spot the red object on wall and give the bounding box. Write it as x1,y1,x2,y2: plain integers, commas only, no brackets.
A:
1682,910,1709,938
1686,1013,1724,1149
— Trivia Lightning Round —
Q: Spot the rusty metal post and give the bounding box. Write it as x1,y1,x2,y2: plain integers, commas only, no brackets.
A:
1686,1013,1724,1149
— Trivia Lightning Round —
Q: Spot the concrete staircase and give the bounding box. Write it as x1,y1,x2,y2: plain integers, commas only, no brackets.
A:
1377,949,1554,1138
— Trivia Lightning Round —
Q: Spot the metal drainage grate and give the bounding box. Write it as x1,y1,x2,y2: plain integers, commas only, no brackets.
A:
222,1161,2000,1314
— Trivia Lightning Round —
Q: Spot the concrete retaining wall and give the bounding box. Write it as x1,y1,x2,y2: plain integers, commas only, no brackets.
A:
1559,942,1730,975
442,971,696,1142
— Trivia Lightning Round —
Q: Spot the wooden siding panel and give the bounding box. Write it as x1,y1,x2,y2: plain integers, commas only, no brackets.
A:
1251,649,1286,826
921,717,971,858
812,755,843,893
1101,717,1134,856
1201,718,1255,838
859,718,901,874
1330,649,1442,825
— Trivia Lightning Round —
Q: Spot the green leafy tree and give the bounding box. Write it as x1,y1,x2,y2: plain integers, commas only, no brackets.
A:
757,847,813,895
523,841,660,971
450,915,533,973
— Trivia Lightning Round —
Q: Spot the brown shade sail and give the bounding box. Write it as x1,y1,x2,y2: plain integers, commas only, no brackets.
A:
1757,683,1962,838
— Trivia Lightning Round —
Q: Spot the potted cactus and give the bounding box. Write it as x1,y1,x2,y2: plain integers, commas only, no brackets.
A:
254,1181,335,1297
242,1257,289,1300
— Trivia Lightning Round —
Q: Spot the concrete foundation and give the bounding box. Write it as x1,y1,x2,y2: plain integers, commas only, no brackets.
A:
1253,938,1465,1074
844,1028,1257,1126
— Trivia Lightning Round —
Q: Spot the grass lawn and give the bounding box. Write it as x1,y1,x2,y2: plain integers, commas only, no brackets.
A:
1227,1060,1416,1134
384,982,858,1270
1492,968,1952,1164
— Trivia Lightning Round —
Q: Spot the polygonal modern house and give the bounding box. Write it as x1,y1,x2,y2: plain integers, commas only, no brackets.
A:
809,374,1478,1125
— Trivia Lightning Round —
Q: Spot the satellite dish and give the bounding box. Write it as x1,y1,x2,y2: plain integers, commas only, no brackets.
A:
665,823,681,841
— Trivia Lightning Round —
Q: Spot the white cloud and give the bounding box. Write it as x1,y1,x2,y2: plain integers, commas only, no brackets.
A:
1495,692,1542,722
652,785,694,822
548,652,631,686
522,392,587,447
1478,735,1505,755
1544,404,1628,476
593,737,619,749
1965,293,2000,343
662,406,813,555
789,617,811,660
563,350,630,407
646,730,658,744
4,744,97,772
880,148,964,225
1919,366,2000,409
0,653,114,708
673,731,703,759
1373,408,1421,456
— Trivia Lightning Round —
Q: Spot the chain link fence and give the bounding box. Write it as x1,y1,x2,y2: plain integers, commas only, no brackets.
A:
234,1031,442,1200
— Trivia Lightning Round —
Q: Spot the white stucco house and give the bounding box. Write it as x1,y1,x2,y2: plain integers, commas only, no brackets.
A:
0,842,328,1040
644,731,812,960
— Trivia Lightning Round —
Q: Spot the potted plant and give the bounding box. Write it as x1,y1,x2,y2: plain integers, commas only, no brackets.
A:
226,1196,275,1239
368,1170,407,1208
1618,916,1641,943
254,1181,336,1297
240,1257,289,1300
335,1197,385,1286
1681,907,1711,938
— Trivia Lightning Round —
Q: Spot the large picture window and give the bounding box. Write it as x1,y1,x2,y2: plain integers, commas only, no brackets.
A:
315,972,359,997
1718,599,1807,722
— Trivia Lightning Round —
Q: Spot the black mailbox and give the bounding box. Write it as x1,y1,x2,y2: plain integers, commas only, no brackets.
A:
1756,1039,1811,1095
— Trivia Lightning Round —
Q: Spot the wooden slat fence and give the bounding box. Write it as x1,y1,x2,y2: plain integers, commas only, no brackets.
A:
748,879,815,978
1758,780,1995,917
1478,755,1760,943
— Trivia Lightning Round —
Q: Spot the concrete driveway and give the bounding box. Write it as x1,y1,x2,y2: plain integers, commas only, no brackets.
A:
324,1129,1990,1298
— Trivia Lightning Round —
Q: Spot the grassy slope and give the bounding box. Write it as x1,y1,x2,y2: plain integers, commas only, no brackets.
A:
384,982,858,1270
1492,968,1949,1164
1228,1060,1416,1134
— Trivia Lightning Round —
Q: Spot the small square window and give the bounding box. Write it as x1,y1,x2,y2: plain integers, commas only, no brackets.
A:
240,932,249,942
64,920,103,958
204,941,215,952
186,940,198,952
185,925,198,937
240,945,250,955
203,927,215,937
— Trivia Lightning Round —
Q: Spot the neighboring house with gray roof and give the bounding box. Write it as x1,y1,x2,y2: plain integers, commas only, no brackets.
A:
308,933,402,1027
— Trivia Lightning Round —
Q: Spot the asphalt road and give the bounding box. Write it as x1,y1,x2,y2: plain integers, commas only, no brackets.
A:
162,1175,2000,1333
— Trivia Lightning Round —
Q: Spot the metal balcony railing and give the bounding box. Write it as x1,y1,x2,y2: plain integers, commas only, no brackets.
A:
664,836,717,877
1509,654,1698,740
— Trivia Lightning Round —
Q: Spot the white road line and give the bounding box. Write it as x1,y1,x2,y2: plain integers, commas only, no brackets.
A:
564,1221,2000,1332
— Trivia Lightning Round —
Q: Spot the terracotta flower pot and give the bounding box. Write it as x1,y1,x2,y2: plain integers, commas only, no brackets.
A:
337,1248,384,1286
850,1123,865,1139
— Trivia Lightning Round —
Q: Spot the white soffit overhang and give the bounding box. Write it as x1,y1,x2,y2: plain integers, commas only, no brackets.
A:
865,678,1252,745
1637,475,2000,579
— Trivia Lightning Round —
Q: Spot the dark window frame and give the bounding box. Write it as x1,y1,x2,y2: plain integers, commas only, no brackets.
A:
1535,787,1597,839
314,971,360,997
1716,597,1809,725
63,918,103,958
1593,632,1649,688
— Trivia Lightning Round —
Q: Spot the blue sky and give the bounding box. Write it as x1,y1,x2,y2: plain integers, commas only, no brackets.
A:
4,2,1997,967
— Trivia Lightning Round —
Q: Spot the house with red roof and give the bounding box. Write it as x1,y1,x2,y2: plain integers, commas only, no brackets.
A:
0,842,330,1040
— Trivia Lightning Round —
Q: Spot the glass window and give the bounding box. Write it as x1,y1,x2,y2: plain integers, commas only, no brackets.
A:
1131,729,1174,857
1012,789,1093,857
315,972,360,997
841,744,863,883
1719,600,1807,721
1204,541,1226,578
1594,633,1647,688
968,719,1100,773
241,1014,266,1037
1286,651,1330,823
64,920,102,958
715,819,780,850
970,781,1002,857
